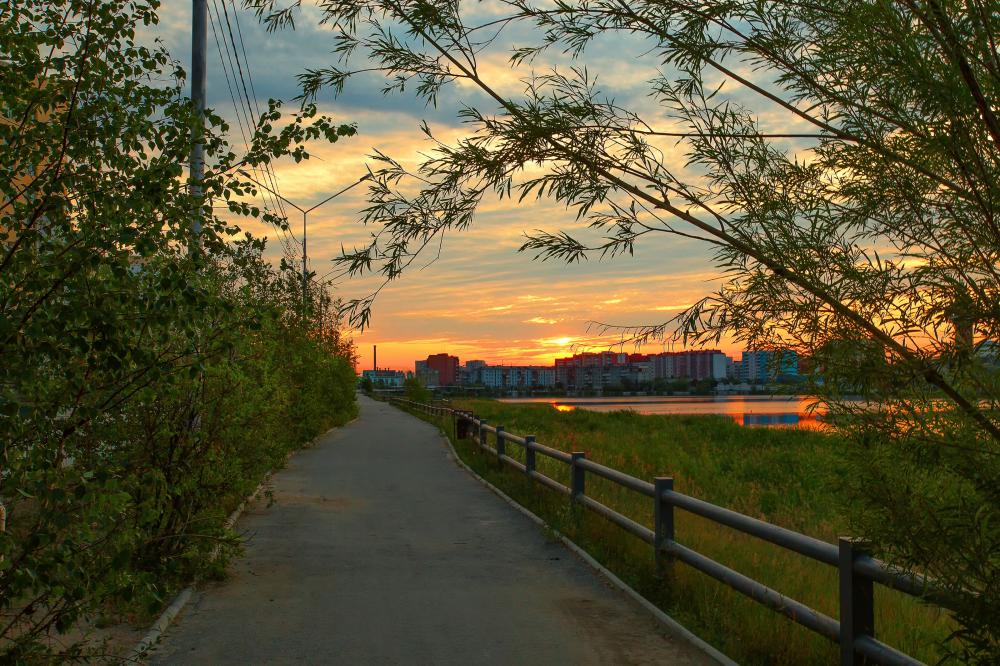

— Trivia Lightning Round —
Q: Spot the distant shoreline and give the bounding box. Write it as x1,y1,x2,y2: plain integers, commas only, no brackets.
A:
500,395,823,404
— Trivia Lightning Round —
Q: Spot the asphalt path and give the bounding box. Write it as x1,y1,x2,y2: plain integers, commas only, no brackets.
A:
149,395,715,665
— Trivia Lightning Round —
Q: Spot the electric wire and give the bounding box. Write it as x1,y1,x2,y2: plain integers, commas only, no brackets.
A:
207,0,299,261
218,0,289,225
207,2,272,222
209,0,297,257
220,0,301,268
227,0,298,272
227,0,290,226
221,0,317,289
208,0,277,229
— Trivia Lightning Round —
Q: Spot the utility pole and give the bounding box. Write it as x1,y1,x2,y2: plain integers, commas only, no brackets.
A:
301,209,308,312
190,0,208,241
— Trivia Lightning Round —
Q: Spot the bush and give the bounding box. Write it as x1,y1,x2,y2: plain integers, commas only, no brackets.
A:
0,2,358,659
403,376,432,403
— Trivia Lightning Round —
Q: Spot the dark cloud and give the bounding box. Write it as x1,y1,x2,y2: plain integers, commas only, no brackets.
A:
152,3,495,130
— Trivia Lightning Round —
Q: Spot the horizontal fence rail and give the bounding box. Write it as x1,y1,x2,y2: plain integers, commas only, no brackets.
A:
390,398,950,666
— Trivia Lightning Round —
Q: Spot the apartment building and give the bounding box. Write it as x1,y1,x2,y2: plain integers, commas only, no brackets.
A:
649,350,730,381
425,353,460,386
480,365,555,389
740,350,799,383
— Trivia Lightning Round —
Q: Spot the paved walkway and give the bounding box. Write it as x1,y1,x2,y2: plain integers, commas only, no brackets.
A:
149,395,714,665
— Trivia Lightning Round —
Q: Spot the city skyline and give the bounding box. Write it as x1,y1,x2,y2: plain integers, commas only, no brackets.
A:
362,335,746,373
365,348,799,387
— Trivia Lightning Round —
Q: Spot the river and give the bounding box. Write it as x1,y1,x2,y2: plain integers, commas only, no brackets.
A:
498,395,826,429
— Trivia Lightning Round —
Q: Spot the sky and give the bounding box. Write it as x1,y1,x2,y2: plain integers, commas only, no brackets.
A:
150,1,795,372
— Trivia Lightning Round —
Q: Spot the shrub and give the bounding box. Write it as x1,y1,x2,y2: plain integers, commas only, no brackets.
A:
0,2,358,659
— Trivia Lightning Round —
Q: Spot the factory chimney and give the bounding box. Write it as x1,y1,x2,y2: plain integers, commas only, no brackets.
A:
373,345,377,372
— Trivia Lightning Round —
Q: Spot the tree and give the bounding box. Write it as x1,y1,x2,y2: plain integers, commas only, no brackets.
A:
404,375,433,403
250,0,1000,658
669,379,692,394
693,378,716,395
1,1,357,658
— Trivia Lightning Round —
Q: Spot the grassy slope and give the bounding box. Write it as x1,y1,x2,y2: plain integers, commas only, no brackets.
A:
431,400,952,665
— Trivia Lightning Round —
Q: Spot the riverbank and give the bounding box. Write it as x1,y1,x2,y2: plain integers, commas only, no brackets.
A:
428,399,951,665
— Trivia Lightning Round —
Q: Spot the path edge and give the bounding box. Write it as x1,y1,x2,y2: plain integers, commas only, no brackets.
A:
435,429,738,666
125,416,358,663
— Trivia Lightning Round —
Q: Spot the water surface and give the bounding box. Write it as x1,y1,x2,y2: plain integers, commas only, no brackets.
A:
499,395,825,429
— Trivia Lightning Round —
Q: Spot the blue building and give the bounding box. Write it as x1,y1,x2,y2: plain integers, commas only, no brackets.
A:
361,369,406,387
740,350,799,383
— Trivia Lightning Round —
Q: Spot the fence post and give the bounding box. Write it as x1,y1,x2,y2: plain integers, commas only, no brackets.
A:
654,477,675,579
479,419,488,451
839,537,874,666
495,425,505,464
456,412,472,440
570,452,586,501
524,435,536,476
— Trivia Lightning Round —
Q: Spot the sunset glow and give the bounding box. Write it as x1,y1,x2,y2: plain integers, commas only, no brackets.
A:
153,5,744,374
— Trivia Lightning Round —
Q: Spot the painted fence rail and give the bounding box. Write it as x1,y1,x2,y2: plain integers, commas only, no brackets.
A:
391,397,955,666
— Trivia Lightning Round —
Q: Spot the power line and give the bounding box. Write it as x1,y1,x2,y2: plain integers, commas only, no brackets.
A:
227,0,288,218
222,0,298,264
217,0,289,223
207,0,299,261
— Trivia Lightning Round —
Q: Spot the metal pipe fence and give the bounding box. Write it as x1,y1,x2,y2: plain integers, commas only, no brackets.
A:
391,397,950,666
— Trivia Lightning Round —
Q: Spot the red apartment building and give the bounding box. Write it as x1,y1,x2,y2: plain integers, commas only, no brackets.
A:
425,353,460,386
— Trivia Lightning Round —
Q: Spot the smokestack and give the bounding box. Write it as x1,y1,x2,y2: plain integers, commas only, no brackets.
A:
373,345,377,372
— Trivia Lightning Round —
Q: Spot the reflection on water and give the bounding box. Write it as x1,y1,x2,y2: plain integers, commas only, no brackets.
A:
501,396,827,429
734,412,826,430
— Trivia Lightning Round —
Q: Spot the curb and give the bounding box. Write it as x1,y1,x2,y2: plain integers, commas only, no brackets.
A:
127,588,193,662
126,417,356,663
434,428,738,666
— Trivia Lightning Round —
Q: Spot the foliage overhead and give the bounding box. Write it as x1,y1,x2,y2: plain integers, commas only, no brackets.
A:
247,0,999,660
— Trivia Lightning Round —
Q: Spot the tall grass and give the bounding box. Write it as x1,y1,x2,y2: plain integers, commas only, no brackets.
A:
424,400,953,665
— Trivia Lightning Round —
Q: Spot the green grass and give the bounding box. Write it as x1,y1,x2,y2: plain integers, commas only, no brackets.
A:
412,399,954,665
